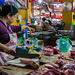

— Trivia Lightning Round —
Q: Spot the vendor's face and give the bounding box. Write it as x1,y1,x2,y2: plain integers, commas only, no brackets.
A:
7,14,17,24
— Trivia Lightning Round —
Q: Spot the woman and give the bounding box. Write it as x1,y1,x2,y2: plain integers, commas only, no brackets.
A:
41,17,46,27
0,4,39,68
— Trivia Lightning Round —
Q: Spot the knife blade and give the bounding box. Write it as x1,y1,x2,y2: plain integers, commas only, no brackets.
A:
2,67,16,71
10,52,40,58
65,58,75,61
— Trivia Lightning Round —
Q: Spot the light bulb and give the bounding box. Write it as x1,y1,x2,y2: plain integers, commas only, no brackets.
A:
38,0,42,3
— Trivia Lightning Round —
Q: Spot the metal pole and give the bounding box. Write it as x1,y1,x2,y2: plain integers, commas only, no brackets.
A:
25,9,28,39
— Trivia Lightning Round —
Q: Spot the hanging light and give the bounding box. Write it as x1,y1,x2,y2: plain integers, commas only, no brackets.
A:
41,9,45,15
56,4,59,8
38,0,42,4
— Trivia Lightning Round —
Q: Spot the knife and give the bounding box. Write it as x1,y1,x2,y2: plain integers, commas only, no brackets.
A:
65,58,75,61
10,52,40,58
2,67,16,71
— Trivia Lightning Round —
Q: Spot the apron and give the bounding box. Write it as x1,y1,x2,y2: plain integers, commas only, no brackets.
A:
0,25,17,66
5,26,17,50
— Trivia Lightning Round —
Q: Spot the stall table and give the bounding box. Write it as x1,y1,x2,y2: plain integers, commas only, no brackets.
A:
0,52,73,75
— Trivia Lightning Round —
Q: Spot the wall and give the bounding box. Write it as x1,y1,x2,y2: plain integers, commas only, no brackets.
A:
11,2,31,26
62,0,73,30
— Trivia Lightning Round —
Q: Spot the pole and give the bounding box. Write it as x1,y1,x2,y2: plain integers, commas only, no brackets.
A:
25,9,28,39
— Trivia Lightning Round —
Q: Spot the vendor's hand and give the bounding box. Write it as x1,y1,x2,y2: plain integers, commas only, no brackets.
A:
21,26,35,34
30,33,37,36
20,58,39,69
3,47,16,54
0,43,16,54
27,26,35,34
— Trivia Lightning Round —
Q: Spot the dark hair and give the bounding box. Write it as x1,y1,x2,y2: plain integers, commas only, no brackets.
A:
42,17,46,21
0,4,18,16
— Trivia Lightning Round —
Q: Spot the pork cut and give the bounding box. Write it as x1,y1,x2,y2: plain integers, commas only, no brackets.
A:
55,59,67,68
42,45,61,56
44,48,54,56
58,54,66,59
64,69,75,75
69,50,75,59
20,58,39,69
41,67,49,72
44,63,59,69
43,69,62,75
62,63,75,71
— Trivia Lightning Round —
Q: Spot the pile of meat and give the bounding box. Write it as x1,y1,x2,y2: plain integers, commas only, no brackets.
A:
41,45,61,56
69,50,75,59
42,59,75,75
28,59,75,75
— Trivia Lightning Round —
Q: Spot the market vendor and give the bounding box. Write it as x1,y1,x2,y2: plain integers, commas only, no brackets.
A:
41,17,46,27
0,4,39,68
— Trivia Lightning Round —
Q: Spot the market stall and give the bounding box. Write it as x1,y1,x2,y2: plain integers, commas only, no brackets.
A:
0,52,75,75
0,0,75,75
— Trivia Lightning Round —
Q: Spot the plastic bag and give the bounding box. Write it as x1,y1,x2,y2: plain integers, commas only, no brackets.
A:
56,37,72,52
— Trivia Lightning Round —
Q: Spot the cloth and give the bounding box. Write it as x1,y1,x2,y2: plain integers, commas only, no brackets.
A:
0,19,21,44
0,52,7,66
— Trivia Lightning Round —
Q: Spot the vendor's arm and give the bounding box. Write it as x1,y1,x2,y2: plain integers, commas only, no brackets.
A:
21,26,35,34
10,25,35,34
0,43,16,54
9,25,21,32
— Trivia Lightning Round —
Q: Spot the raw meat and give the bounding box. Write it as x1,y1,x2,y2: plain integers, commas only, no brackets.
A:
41,67,49,72
42,45,61,56
44,48,54,56
62,63,75,71
44,63,59,69
69,50,75,59
55,59,67,68
45,64,55,69
58,54,66,59
64,69,75,75
62,61,75,71
46,45,61,54
20,58,39,69
43,69,61,75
